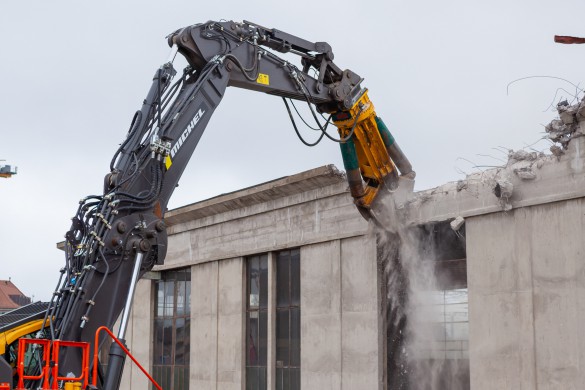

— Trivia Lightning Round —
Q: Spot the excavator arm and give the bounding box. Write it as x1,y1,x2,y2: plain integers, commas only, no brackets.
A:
1,20,413,390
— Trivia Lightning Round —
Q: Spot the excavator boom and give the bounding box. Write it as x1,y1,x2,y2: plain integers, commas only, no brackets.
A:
1,20,413,390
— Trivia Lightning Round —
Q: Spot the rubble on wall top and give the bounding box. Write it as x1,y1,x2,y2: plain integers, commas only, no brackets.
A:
545,97,585,152
396,96,585,219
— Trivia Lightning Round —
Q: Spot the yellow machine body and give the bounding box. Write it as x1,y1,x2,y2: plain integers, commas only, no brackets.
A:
333,90,399,214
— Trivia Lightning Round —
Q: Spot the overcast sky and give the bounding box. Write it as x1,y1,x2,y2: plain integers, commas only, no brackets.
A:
1,0,584,301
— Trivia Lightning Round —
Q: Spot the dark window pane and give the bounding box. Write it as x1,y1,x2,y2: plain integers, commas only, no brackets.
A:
276,309,290,366
175,318,185,365
162,319,173,365
249,257,260,309
247,312,260,366
259,310,267,366
153,319,164,364
259,367,267,390
276,368,290,390
277,252,290,307
289,368,300,390
186,280,191,315
259,255,268,309
276,368,282,390
246,367,258,390
185,319,190,366
290,250,300,306
290,308,301,367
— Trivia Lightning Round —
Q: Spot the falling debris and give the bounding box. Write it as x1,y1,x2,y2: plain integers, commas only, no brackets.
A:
450,216,465,231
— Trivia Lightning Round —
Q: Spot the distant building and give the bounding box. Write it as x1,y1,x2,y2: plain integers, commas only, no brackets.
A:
0,280,31,314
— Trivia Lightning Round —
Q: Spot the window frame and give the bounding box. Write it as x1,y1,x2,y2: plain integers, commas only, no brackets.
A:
152,268,191,390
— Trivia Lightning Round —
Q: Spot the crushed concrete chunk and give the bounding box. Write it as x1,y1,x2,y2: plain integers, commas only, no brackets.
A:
558,100,577,125
508,150,537,162
450,216,465,231
550,145,564,158
514,167,536,180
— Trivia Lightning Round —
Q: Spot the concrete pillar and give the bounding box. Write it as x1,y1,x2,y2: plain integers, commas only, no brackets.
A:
340,235,379,389
217,258,246,390
529,200,585,389
190,261,219,389
300,240,342,390
467,210,537,390
267,253,276,390
119,278,152,390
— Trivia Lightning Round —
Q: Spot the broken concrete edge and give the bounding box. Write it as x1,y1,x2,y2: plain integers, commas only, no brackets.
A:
400,135,585,226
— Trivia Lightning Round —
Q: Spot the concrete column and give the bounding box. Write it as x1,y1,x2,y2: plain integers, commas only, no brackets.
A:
190,261,219,389
300,240,342,390
529,200,584,389
217,258,245,390
120,278,152,389
467,210,537,390
267,252,276,390
340,235,379,389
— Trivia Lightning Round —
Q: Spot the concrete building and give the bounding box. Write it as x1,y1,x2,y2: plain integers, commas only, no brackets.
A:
119,103,585,390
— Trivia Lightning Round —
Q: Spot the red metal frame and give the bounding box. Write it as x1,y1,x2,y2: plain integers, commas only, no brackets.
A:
13,326,160,389
50,340,90,389
93,326,162,390
0,383,11,390
16,338,51,390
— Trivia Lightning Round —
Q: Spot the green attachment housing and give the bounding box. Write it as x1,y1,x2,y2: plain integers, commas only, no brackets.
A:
339,138,359,171
374,116,395,148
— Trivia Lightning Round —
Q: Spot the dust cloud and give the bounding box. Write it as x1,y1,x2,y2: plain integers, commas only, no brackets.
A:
375,182,469,390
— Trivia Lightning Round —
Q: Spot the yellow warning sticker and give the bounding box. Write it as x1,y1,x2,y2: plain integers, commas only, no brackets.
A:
164,156,172,170
256,73,270,85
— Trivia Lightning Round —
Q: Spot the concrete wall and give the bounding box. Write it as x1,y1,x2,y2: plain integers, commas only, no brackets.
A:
121,279,153,389
121,167,387,390
183,234,381,390
300,235,380,390
467,199,585,390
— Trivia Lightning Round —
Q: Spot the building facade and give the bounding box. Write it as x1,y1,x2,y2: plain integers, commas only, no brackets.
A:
121,128,585,389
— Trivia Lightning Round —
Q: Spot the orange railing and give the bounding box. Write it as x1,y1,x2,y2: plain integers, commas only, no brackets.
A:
50,340,90,389
93,326,162,390
13,326,160,390
16,339,51,390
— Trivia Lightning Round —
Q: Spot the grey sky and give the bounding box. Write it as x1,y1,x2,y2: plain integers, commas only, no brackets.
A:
1,0,584,301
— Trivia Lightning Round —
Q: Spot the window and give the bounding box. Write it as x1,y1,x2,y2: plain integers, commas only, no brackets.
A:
276,249,300,390
246,254,268,390
153,268,191,390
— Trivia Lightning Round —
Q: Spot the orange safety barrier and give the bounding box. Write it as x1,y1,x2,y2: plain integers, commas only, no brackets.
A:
50,340,90,389
0,383,11,390
93,326,162,390
16,338,51,390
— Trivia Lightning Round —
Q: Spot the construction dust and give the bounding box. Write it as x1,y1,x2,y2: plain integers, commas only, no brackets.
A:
375,178,469,390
